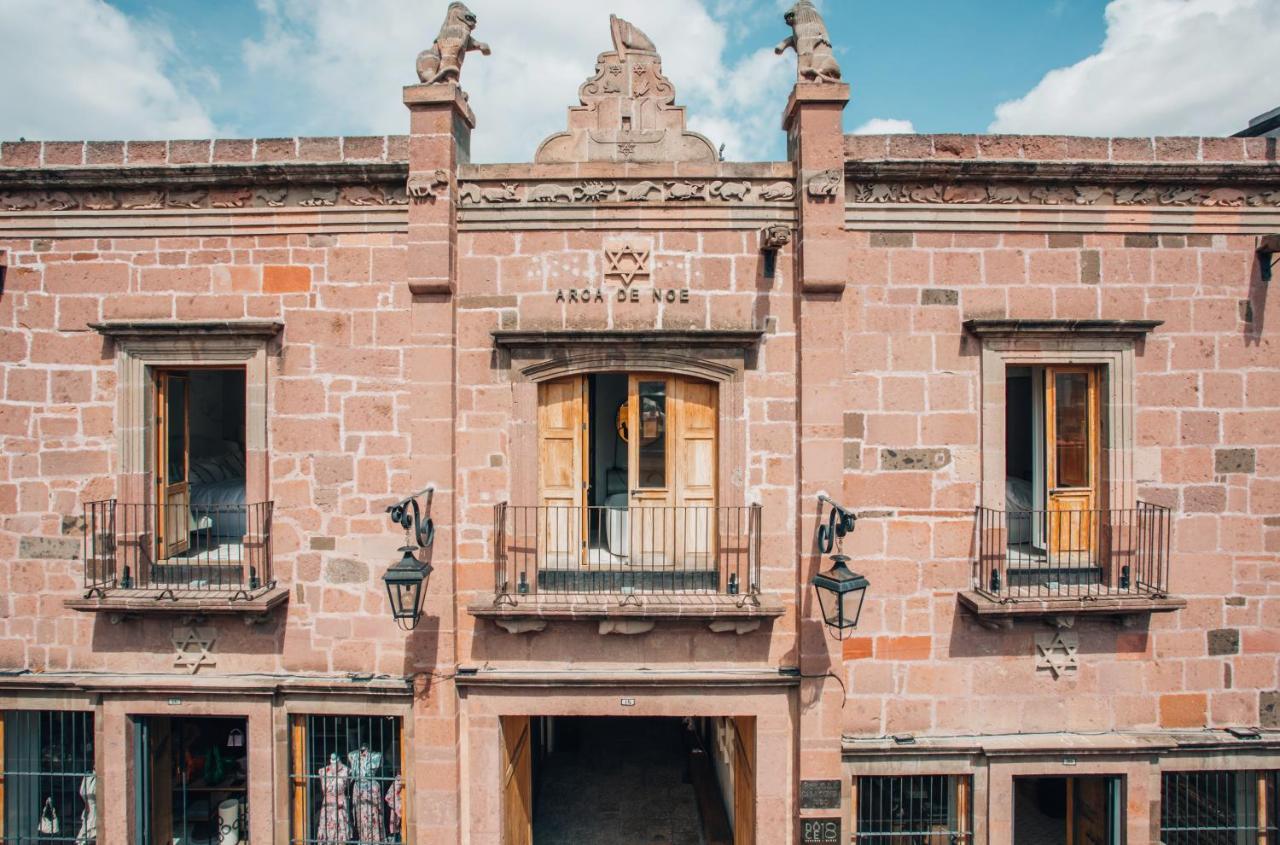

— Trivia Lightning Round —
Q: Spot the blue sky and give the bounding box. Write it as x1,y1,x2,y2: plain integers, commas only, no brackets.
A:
1,0,1275,162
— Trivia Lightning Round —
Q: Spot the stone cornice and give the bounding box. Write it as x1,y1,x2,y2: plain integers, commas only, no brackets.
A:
962,319,1162,339
845,160,1280,184
0,161,406,190
89,320,285,338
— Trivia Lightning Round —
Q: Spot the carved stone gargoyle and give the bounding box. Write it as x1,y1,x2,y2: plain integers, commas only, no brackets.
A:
775,0,842,83
416,2,491,86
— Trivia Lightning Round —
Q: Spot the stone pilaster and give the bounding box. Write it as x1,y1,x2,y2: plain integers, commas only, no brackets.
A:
403,82,473,296
787,80,854,814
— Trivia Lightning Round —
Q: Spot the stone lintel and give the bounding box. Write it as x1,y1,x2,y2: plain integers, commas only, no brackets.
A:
453,668,799,688
842,729,1280,758
962,318,1163,339
492,329,763,350
89,320,284,339
781,82,851,131
402,82,477,129
467,595,785,623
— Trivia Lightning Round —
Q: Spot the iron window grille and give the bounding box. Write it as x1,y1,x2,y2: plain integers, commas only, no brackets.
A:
290,715,406,845
1161,770,1278,844
854,774,973,843
1,710,97,844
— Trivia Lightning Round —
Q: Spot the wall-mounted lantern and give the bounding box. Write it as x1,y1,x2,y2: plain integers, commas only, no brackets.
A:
1258,234,1279,283
384,487,435,631
812,495,870,638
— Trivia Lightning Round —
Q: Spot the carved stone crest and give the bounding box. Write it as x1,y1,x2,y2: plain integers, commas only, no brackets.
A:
776,0,842,83
1034,630,1079,679
415,2,490,86
806,169,842,199
172,625,217,674
535,15,717,164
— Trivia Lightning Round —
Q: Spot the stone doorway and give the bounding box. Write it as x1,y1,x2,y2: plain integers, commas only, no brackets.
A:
503,716,751,845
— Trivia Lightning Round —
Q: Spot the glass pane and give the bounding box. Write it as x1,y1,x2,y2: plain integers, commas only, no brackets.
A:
1054,372,1089,488
637,381,666,489
166,377,187,486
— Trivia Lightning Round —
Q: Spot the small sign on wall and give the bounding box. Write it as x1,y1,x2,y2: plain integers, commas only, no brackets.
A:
799,816,841,844
799,779,842,810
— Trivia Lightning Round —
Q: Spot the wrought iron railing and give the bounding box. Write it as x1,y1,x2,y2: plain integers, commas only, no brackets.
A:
82,499,274,599
855,774,973,843
492,503,761,598
974,502,1172,599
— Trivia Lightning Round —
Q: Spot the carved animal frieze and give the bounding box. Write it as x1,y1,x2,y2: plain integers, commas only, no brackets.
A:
407,170,449,202
459,183,520,204
710,180,751,201
210,187,253,209
760,224,792,251
82,191,121,210
120,190,164,210
527,183,576,203
665,180,705,201
776,0,842,83
806,170,841,198
166,188,208,209
759,180,796,201
416,1,490,86
342,185,393,206
575,181,617,202
621,181,665,202
848,180,1280,208
0,193,37,211
256,187,288,207
41,192,79,211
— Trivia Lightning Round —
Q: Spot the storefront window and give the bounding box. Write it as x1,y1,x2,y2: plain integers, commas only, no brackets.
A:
1,710,97,844
855,774,972,843
1161,770,1278,844
290,716,405,845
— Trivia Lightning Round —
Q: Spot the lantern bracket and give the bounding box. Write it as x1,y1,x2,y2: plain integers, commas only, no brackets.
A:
387,486,436,550
816,494,856,554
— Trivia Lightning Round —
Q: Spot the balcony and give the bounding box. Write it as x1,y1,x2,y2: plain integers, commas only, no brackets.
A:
960,503,1185,625
470,503,783,634
64,499,288,621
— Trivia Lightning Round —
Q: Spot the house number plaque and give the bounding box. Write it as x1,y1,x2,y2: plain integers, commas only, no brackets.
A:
800,817,841,844
799,779,842,809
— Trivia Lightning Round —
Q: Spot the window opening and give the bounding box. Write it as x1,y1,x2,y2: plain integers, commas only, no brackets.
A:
132,716,247,845
1,711,96,844
855,774,972,843
1013,775,1123,845
1160,770,1278,844
290,715,405,845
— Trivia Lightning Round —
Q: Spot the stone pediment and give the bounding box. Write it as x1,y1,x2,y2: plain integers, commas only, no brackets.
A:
535,15,717,164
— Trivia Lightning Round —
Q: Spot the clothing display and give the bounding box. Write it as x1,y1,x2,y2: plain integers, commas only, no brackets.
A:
315,755,352,844
75,773,97,844
348,747,384,843
385,775,403,837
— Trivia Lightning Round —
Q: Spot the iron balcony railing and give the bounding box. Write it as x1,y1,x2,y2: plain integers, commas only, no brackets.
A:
974,502,1172,599
492,503,761,598
83,499,274,600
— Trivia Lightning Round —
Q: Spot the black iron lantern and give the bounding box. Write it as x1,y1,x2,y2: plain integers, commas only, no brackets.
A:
811,554,869,638
383,547,432,631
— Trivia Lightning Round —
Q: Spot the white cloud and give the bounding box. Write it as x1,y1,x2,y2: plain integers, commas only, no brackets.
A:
0,0,217,140
851,118,916,135
991,0,1280,136
243,0,794,162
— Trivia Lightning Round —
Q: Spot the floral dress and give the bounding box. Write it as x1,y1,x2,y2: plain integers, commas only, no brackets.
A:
315,757,352,844
384,775,403,838
348,748,384,843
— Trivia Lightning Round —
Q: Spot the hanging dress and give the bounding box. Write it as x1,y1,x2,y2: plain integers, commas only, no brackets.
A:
384,774,403,838
348,748,384,843
75,773,97,844
315,757,352,844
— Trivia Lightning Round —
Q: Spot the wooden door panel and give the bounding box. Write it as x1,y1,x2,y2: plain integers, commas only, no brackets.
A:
732,717,755,845
1045,367,1099,558
628,375,675,567
1072,777,1108,845
538,378,586,569
156,372,190,559
501,716,532,845
674,378,718,570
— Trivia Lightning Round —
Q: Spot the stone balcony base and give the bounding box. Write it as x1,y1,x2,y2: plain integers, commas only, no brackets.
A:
468,594,785,635
65,586,290,624
958,589,1186,629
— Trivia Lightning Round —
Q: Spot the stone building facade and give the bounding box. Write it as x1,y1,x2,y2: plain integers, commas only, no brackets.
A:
0,4,1277,844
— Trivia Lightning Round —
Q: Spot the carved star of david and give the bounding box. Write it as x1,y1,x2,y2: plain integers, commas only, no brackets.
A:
604,242,650,287
172,625,217,674
1034,631,1079,679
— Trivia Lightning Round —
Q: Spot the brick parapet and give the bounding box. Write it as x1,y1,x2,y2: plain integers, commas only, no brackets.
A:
0,136,409,169
844,133,1279,164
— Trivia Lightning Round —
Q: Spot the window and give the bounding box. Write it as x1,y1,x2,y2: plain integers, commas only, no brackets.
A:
1,710,96,844
290,715,406,845
132,716,248,845
1161,770,1278,844
854,775,972,842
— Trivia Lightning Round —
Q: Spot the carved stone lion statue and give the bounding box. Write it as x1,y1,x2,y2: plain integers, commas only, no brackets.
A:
775,0,842,83
416,2,491,86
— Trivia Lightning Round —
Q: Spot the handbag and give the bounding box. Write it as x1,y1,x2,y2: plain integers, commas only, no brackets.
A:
38,796,60,834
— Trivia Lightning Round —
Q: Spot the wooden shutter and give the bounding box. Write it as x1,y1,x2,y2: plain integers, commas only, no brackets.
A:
501,716,533,845
1045,366,1100,557
732,717,755,845
674,377,718,571
290,716,306,844
155,372,190,558
538,377,586,569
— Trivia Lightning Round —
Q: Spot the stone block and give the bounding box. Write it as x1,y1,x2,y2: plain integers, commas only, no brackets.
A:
1206,628,1239,656
920,289,958,306
18,536,79,560
881,448,951,471
1263,691,1280,729
324,557,369,584
1215,448,1255,474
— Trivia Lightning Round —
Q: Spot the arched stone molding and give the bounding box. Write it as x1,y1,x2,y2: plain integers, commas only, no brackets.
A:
521,351,735,384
